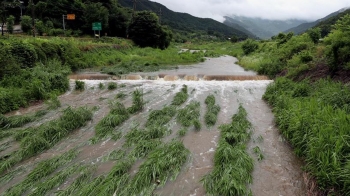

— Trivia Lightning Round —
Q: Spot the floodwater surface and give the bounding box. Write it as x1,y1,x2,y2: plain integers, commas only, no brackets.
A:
0,56,307,195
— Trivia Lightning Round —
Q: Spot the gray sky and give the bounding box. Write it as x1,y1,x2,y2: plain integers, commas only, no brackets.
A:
150,0,350,21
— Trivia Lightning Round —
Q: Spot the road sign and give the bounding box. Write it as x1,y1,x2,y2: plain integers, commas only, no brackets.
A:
92,22,102,30
67,14,75,20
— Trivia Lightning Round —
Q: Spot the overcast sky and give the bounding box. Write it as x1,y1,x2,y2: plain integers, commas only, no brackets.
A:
150,0,350,21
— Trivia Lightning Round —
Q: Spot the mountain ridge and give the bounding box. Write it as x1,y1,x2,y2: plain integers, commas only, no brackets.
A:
224,15,307,39
118,0,256,39
284,7,350,35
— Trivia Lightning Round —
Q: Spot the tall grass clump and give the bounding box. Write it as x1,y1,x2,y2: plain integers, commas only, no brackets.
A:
121,140,189,195
0,109,47,130
78,159,133,196
171,85,189,106
264,77,350,195
4,149,78,195
176,101,201,128
125,106,175,155
202,105,254,195
127,89,144,114
204,94,221,126
95,102,129,138
107,82,117,90
0,107,92,173
75,80,85,91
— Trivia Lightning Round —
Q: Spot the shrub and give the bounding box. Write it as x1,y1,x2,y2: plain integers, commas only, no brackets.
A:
242,39,259,55
107,82,117,90
20,15,32,33
10,41,37,68
75,80,85,91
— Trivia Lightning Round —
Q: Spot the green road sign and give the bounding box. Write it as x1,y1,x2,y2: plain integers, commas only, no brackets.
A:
92,22,102,30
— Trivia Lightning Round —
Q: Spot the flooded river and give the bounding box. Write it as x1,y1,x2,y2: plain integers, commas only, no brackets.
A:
0,56,306,195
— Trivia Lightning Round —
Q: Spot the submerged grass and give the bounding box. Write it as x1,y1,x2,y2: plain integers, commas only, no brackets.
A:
171,85,189,106
95,89,144,138
4,149,78,195
0,110,48,130
204,94,221,127
202,105,254,195
121,140,189,195
0,107,92,174
176,101,201,128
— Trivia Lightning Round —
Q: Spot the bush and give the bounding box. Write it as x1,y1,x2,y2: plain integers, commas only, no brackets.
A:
242,39,259,55
20,15,32,33
107,82,117,90
10,41,37,68
6,15,15,34
75,80,85,91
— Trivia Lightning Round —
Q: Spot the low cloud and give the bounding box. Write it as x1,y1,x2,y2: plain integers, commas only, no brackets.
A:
151,0,350,21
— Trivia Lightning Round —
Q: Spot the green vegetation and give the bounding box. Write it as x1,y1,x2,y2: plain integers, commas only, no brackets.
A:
237,14,350,194
121,140,189,195
171,85,189,106
1,107,92,174
4,149,78,195
202,105,253,195
0,110,47,130
95,101,129,138
204,94,221,126
176,101,201,128
107,82,117,90
264,78,350,194
75,80,85,91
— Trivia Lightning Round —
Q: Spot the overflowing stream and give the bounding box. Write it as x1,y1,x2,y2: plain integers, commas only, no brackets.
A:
0,56,306,195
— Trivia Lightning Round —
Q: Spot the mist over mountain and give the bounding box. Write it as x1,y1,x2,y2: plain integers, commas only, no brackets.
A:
224,15,308,39
118,0,255,39
284,7,350,35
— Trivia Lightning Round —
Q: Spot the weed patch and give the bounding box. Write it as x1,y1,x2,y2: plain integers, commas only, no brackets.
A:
204,95,221,127
202,105,254,195
176,101,201,128
171,85,189,106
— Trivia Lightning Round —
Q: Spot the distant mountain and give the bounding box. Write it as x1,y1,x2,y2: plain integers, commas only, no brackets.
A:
118,0,255,38
224,15,307,39
284,7,350,36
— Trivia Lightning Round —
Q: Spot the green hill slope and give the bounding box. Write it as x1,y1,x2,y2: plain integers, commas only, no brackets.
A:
284,8,350,36
118,0,255,39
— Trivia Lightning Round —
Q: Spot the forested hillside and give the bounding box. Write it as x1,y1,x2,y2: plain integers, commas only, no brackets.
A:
118,0,255,40
284,7,350,36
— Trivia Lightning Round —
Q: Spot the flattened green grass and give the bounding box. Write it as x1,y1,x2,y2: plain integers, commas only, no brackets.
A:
4,149,78,195
171,85,189,106
121,140,189,195
0,107,92,174
202,105,254,195
204,94,221,127
176,101,201,128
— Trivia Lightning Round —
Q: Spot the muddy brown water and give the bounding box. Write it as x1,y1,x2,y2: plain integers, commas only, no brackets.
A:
0,56,306,195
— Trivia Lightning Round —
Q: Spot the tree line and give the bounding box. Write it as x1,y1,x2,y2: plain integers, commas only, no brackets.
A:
0,0,171,49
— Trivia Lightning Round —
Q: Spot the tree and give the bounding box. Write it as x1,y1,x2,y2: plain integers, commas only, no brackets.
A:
108,0,129,37
307,28,321,44
242,39,259,55
6,15,14,34
20,15,32,33
129,11,172,49
0,0,20,35
230,35,238,43
324,14,350,74
82,2,109,33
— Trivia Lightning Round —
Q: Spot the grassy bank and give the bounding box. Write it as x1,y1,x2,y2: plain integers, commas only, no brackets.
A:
0,36,218,114
235,14,350,195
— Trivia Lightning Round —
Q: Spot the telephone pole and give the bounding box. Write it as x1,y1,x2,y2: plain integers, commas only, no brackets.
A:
30,0,35,37
158,8,162,24
132,0,137,20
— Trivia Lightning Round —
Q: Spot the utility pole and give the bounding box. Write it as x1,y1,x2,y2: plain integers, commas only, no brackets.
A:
30,0,35,37
158,8,162,24
132,0,137,21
